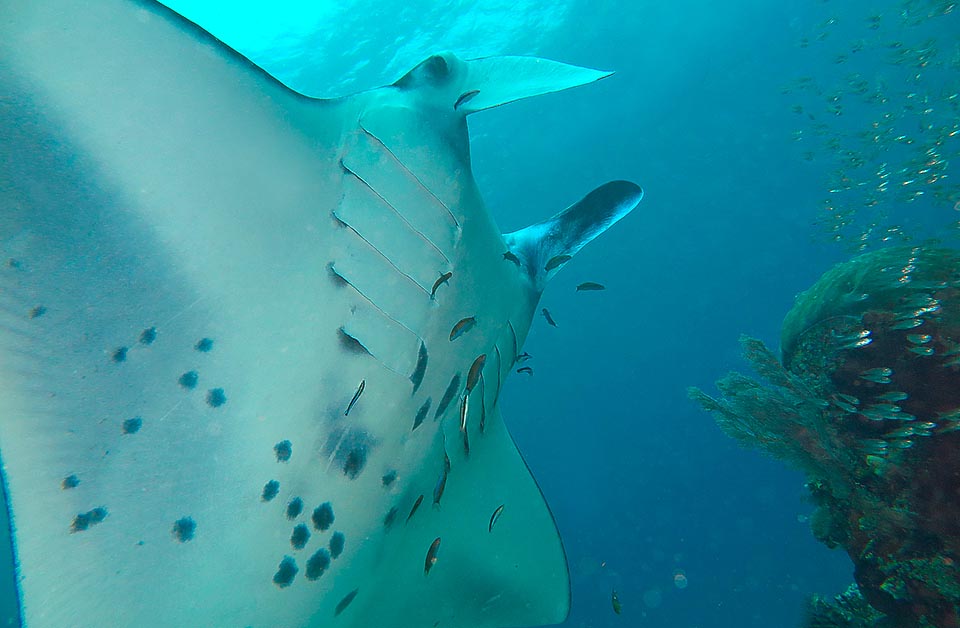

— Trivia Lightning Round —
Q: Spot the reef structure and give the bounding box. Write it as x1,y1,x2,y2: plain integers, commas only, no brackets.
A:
691,245,960,627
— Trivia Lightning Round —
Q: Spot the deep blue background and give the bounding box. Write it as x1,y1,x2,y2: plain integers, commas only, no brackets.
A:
5,0,959,625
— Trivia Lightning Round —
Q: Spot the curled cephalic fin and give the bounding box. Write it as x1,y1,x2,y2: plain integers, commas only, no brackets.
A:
504,181,643,293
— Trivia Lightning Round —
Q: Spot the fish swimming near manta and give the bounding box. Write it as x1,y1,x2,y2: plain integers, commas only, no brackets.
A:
0,1,643,626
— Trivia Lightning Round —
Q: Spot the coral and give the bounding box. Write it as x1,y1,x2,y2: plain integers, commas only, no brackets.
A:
691,246,960,627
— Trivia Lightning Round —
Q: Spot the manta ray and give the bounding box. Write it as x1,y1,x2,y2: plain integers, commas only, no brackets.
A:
0,1,643,626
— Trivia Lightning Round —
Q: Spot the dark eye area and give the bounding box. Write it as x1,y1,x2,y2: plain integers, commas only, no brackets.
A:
394,53,453,90
421,55,450,81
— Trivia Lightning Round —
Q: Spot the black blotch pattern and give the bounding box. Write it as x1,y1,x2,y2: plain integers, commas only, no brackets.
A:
178,371,199,390
122,417,143,435
412,397,431,431
334,589,359,616
290,523,310,550
172,516,196,542
321,427,377,476
195,337,214,352
28,306,46,319
286,497,303,520
329,531,345,559
112,347,128,363
305,547,330,580
274,440,292,462
206,388,226,407
61,474,80,490
7,258,21,269
342,446,366,480
312,502,334,531
272,556,298,588
434,373,461,420
71,507,107,532
381,470,397,487
383,506,398,530
139,327,157,345
262,480,280,502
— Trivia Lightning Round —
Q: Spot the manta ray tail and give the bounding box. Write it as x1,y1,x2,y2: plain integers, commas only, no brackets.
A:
504,180,644,291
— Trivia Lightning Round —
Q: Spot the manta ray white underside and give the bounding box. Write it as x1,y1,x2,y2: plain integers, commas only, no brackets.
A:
0,1,643,626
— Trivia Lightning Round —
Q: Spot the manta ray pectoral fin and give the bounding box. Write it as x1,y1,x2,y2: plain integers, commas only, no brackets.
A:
393,52,612,114
504,180,644,291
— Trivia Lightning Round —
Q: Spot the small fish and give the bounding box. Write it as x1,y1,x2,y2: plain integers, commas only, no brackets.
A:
544,254,572,272
541,308,557,327
431,271,452,299
459,394,469,433
885,426,915,439
465,354,487,393
876,391,908,403
450,317,477,341
478,394,486,433
890,318,923,330
489,504,504,532
502,251,521,266
841,337,873,350
517,352,532,363
516,366,534,376
334,589,359,616
837,393,861,405
405,494,424,524
611,589,622,615
345,380,365,416
425,537,442,575
433,457,449,506
908,346,934,356
907,333,932,345
861,438,888,454
860,367,893,384
576,282,606,291
453,89,480,110
831,398,857,414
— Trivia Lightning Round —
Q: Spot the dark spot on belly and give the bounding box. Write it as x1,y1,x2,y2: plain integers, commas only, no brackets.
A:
334,588,359,616
274,440,292,462
206,388,226,408
286,497,303,520
71,507,108,532
139,327,157,345
305,547,331,580
261,480,280,502
7,258,20,269
381,470,397,487
112,347,128,363
195,337,214,352
61,474,80,490
290,524,310,550
329,531,345,559
172,516,196,542
178,371,199,389
311,502,334,531
121,417,143,434
342,447,366,479
272,556,298,588
28,305,46,319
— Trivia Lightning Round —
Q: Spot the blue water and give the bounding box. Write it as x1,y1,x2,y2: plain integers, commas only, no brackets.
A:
5,0,958,625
